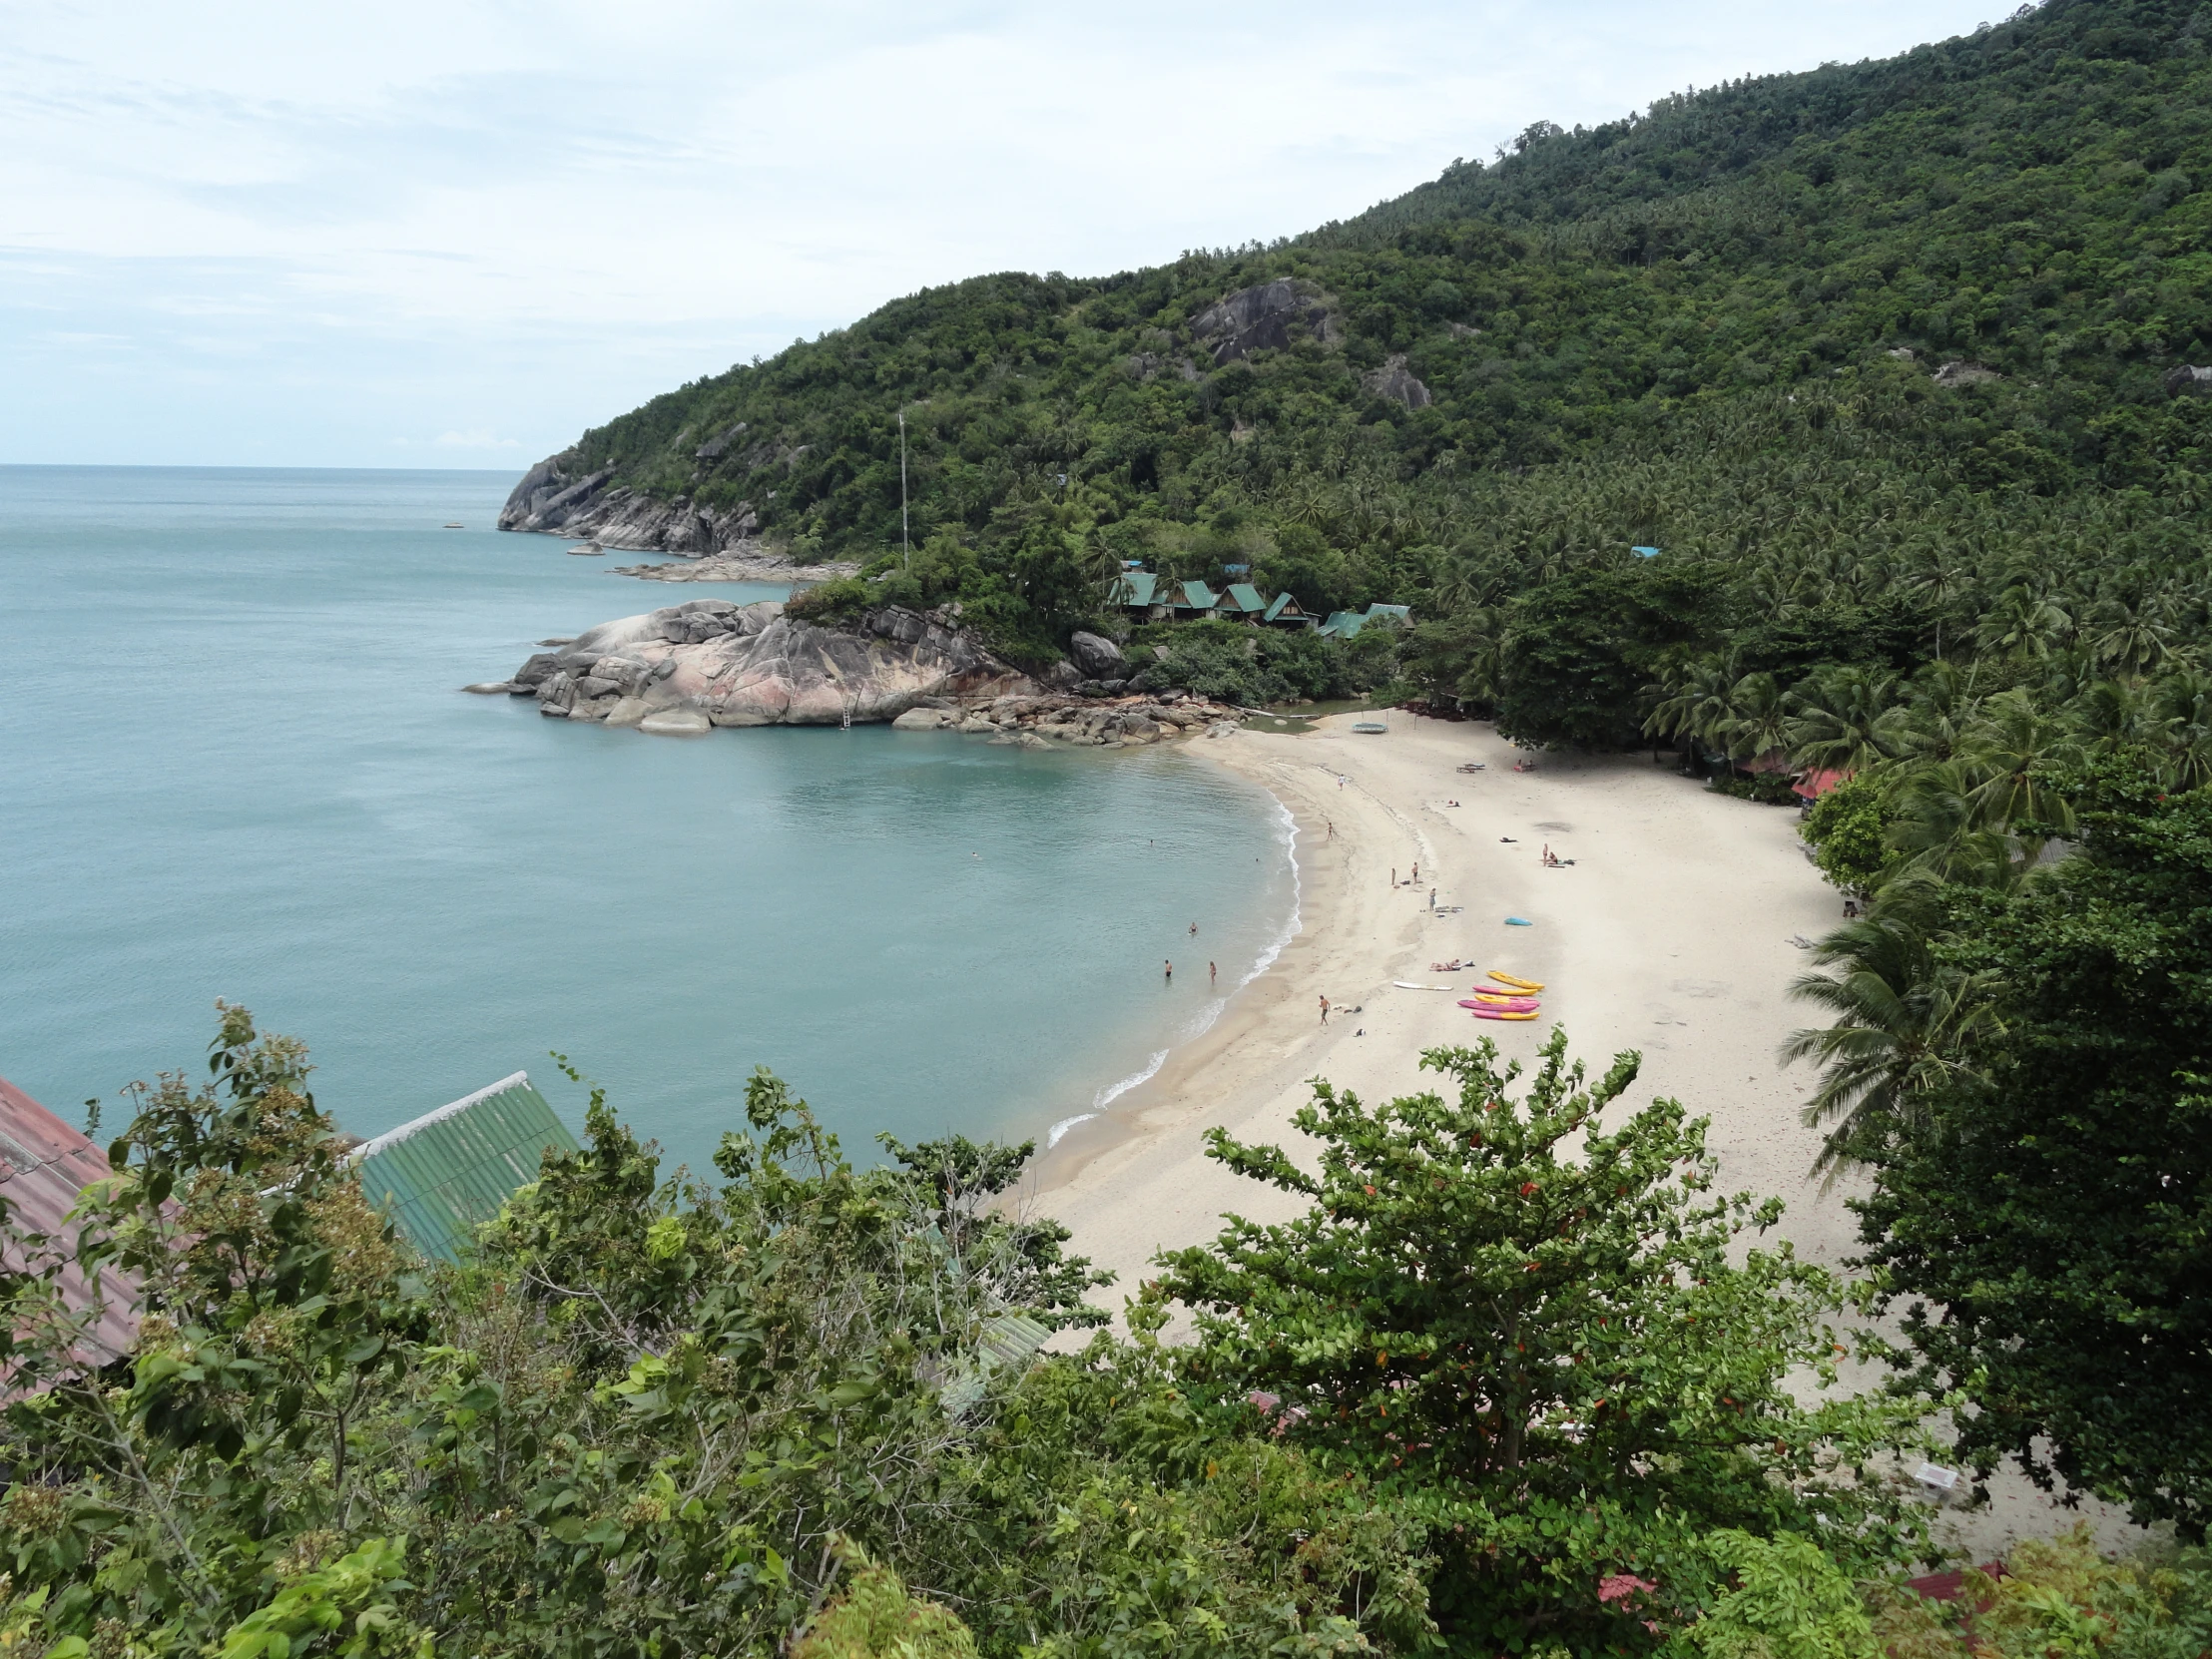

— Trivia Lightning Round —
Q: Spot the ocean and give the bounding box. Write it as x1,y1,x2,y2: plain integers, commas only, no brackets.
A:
0,466,1297,1177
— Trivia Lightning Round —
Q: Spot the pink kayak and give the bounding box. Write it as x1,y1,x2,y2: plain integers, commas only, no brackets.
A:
1469,1006,1539,1021
1460,997,1539,1012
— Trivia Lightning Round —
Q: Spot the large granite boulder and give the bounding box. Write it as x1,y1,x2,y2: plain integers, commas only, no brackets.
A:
1190,279,1336,365
1069,631,1128,680
2164,364,2212,397
501,602,1030,729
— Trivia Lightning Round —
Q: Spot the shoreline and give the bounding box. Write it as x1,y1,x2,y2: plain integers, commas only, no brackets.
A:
1025,711,2143,1562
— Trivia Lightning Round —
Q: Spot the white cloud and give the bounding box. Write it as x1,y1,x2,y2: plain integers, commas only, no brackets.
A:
0,0,2007,465
432,429,522,451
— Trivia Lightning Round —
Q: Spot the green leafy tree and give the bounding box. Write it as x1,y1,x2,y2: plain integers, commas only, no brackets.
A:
1800,775,1897,892
1153,1033,1930,1653
1855,769,2212,1537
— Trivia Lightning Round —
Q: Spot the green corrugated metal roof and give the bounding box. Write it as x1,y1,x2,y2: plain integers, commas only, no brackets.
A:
1262,592,1305,623
352,1072,579,1265
1365,603,1412,623
937,1311,1052,1417
1319,609,1364,638
1110,570,1157,607
1177,580,1219,611
1219,583,1266,614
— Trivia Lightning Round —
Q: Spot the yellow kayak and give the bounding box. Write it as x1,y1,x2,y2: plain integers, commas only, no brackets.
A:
1466,991,1538,1005
1488,971,1545,991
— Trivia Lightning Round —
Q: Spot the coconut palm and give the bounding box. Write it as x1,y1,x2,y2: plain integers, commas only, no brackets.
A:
1716,671,1792,764
1957,690,2081,841
1642,658,1738,753
2153,670,2212,791
1786,664,1903,777
1781,873,2002,1173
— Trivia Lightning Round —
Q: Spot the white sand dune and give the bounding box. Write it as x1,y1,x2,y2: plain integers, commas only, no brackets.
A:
1028,711,2141,1561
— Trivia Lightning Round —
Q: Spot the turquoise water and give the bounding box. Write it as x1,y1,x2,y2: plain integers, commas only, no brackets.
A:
0,467,1296,1175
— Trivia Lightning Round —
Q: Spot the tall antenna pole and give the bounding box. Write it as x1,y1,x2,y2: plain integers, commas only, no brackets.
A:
899,408,910,568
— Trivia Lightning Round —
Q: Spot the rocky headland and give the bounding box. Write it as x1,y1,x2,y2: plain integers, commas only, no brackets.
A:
498,451,859,582
466,600,1243,743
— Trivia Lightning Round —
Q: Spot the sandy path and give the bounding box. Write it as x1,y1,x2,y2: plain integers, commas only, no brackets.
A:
1028,712,2139,1559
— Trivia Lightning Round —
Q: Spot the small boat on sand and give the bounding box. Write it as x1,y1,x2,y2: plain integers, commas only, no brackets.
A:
1469,1008,1538,1021
1461,997,1539,1012
1488,971,1545,991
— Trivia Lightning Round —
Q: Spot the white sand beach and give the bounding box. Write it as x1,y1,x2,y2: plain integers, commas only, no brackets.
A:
1030,710,2140,1560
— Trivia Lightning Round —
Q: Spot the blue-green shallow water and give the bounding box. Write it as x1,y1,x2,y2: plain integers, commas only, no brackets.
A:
0,466,1296,1174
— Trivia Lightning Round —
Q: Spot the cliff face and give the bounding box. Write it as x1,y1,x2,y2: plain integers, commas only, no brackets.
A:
499,600,1036,727
499,449,761,555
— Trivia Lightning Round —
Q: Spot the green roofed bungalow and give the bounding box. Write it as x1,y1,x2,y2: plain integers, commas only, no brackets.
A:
1364,603,1411,626
1317,609,1365,639
1215,582,1268,620
1172,580,1220,616
1108,569,1158,611
350,1072,579,1265
1262,592,1313,628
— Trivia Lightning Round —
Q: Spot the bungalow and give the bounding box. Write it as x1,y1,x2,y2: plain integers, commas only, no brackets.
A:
1166,580,1220,619
1364,603,1413,627
1214,582,1270,621
1108,569,1159,616
349,1071,581,1265
1261,592,1314,629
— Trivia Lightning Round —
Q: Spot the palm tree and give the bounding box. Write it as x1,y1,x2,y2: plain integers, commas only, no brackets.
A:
1786,664,1903,777
1716,671,1791,765
1781,874,2001,1174
1642,658,1737,755
2153,670,2212,791
1957,691,2081,843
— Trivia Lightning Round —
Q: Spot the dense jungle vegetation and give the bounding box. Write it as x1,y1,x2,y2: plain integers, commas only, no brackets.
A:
554,0,2211,696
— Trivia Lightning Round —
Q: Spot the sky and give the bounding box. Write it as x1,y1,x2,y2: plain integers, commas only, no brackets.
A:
2,0,2007,470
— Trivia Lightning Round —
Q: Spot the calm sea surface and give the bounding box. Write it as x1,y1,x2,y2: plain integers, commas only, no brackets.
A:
0,467,1296,1175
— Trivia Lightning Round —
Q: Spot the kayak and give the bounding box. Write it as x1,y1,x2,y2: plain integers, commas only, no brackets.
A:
1461,998,1539,1012
1470,1008,1539,1021
1393,981,1456,991
1462,992,1539,1006
1489,972,1545,991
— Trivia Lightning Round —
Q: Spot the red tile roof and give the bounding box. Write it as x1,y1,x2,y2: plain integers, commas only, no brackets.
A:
0,1075,142,1372
1794,767,1852,800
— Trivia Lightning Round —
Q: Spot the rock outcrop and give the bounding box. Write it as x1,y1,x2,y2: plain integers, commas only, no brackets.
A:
2164,364,2212,397
500,450,760,555
1190,279,1337,365
499,600,1025,727
481,599,1245,742
1361,354,1433,409
1933,360,2003,388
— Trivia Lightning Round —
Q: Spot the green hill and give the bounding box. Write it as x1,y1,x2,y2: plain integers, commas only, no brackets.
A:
507,0,2211,695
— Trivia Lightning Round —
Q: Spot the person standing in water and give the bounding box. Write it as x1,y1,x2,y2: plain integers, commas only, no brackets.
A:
1164,959,1173,982
1209,960,1217,984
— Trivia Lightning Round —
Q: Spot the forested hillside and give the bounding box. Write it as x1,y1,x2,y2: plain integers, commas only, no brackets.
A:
535,0,2210,683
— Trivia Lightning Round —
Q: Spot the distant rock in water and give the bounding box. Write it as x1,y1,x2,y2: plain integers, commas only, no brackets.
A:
502,600,1029,728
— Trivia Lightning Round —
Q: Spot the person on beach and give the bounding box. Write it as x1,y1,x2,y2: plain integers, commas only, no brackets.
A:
1209,960,1217,984
1390,867,1396,886
1428,887,1436,908
1165,959,1173,981
1411,861,1418,882
1320,994,1330,1024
